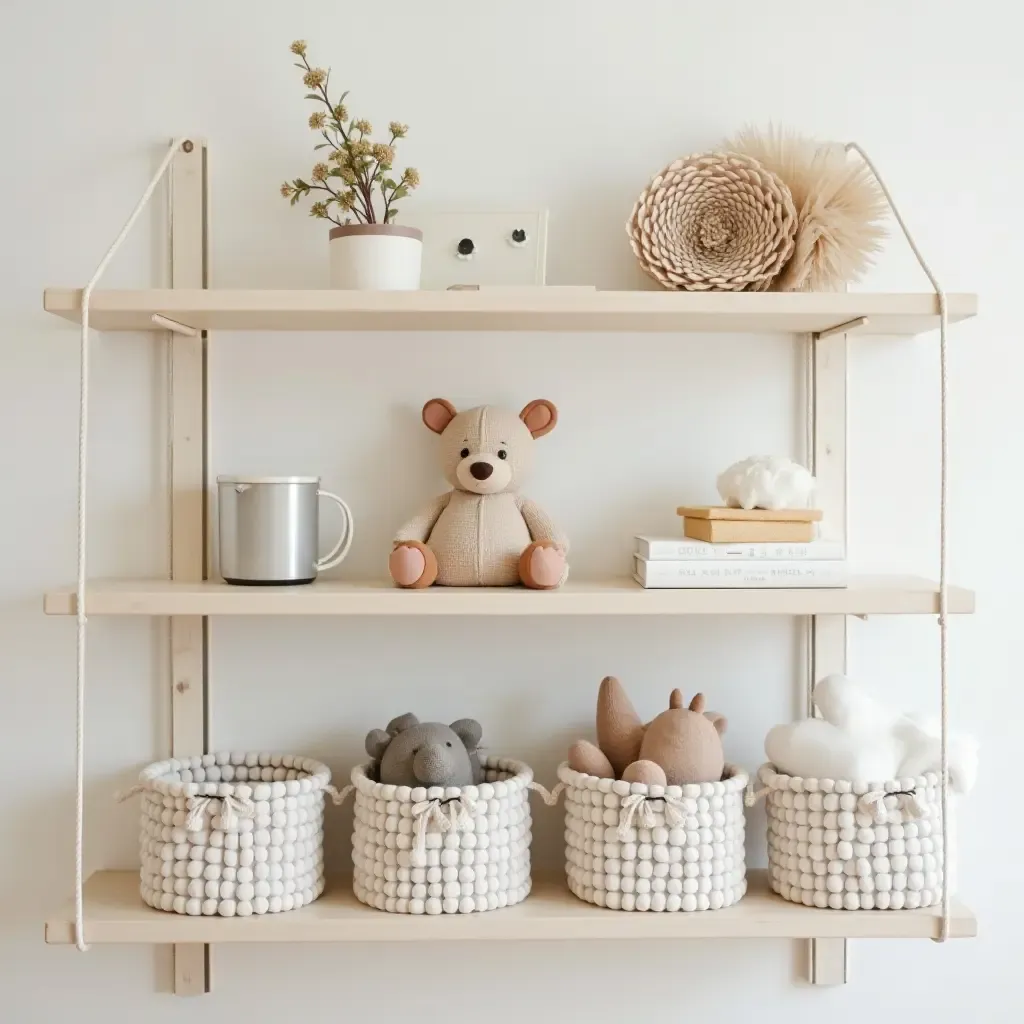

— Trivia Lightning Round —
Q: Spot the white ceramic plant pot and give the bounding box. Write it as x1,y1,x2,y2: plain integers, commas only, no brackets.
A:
329,224,423,290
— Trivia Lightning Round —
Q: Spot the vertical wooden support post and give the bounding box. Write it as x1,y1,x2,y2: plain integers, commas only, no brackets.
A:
169,139,209,996
807,331,849,985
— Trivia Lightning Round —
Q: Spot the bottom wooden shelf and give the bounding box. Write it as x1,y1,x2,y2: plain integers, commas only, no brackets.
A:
45,870,976,944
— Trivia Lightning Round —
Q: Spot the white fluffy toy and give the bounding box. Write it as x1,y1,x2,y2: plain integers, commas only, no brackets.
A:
765,673,978,793
717,455,816,510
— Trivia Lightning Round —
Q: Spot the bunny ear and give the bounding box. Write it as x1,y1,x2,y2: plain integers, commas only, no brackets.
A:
669,689,684,710
688,693,706,714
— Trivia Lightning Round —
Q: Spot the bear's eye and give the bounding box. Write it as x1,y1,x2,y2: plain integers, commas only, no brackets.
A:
497,449,508,460
460,447,470,458
445,741,452,748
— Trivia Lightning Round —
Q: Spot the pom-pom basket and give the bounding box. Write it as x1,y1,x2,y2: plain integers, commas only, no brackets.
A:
559,762,748,912
134,752,330,917
758,763,945,910
351,756,533,915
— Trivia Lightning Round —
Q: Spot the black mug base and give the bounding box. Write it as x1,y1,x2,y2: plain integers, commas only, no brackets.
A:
223,577,317,587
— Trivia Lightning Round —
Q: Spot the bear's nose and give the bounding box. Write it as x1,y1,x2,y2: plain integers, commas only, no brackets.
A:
469,461,494,480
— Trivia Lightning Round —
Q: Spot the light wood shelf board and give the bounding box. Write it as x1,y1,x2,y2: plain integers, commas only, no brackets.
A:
42,289,977,336
43,576,975,617
44,870,976,944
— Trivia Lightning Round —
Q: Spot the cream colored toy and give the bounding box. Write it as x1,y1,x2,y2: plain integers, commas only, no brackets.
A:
389,398,569,589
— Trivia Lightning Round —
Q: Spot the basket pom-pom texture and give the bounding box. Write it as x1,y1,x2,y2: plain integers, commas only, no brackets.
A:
627,152,797,292
351,756,533,914
559,762,748,912
135,752,330,917
759,764,945,911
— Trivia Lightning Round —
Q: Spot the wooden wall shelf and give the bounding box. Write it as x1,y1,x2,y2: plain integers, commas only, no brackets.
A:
42,288,977,336
43,576,975,617
45,870,977,945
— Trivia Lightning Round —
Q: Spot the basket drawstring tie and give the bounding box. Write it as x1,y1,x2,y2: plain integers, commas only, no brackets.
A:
185,794,255,833
616,793,689,840
858,788,931,825
411,795,479,860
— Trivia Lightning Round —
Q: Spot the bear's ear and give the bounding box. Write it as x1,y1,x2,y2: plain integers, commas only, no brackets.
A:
706,712,728,736
365,728,391,760
422,398,457,434
519,399,558,438
449,718,483,752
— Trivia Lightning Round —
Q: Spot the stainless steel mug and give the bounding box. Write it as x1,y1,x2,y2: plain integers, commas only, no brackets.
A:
217,476,354,585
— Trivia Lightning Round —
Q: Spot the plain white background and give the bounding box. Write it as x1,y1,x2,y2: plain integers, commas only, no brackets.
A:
1,1,1017,1019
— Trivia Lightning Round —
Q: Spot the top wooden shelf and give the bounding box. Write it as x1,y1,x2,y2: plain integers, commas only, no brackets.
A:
42,289,977,336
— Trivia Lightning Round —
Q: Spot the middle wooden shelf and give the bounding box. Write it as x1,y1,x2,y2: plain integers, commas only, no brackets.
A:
44,576,975,617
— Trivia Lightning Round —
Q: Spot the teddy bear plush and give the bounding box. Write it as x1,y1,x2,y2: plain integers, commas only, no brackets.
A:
388,398,569,589
365,713,485,788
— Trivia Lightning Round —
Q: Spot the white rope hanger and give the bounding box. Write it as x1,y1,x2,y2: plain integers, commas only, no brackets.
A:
73,138,186,951
844,142,952,941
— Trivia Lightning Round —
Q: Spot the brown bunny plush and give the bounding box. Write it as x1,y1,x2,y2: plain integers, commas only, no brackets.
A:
568,676,727,786
389,399,568,589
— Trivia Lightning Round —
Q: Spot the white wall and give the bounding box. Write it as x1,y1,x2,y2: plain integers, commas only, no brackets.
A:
1,1,1017,1019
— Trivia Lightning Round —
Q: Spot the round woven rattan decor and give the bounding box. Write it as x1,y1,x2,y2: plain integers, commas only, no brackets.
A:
627,151,797,292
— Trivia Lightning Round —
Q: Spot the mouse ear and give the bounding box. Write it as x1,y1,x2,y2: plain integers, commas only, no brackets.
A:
422,398,457,434
519,399,558,438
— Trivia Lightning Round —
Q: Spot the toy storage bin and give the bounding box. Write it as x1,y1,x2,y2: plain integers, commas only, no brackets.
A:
351,756,533,914
559,761,748,912
134,752,331,917
758,763,944,910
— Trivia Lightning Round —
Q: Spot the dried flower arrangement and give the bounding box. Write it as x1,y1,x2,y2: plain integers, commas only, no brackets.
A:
279,41,420,226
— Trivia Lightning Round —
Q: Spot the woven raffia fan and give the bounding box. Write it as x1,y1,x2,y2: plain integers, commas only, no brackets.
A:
722,125,889,291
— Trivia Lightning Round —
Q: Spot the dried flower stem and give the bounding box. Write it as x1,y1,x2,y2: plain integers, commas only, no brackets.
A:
283,42,420,225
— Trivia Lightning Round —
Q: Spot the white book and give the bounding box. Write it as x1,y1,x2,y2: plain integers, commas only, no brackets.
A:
634,535,844,562
633,554,849,589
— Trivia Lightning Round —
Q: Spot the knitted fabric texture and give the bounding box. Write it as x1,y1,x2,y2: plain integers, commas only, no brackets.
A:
394,404,567,586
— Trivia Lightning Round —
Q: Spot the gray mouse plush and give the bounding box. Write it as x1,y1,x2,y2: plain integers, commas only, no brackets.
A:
365,713,484,788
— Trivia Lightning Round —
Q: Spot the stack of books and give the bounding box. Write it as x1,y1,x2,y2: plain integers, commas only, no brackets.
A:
633,506,847,589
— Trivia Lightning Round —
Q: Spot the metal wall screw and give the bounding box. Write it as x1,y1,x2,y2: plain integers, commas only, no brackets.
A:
182,140,194,153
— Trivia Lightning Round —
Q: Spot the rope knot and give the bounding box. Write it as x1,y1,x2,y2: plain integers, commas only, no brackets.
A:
616,793,690,839
857,788,931,825
410,795,480,861
185,794,256,833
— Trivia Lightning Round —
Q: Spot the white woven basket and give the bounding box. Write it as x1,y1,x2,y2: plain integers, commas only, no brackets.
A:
351,756,533,914
758,763,944,910
134,752,330,917
559,761,748,912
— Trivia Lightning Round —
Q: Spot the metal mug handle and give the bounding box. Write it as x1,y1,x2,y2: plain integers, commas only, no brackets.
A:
315,490,354,571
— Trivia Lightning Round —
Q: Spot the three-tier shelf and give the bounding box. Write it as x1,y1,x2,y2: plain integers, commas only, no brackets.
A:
42,140,978,995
